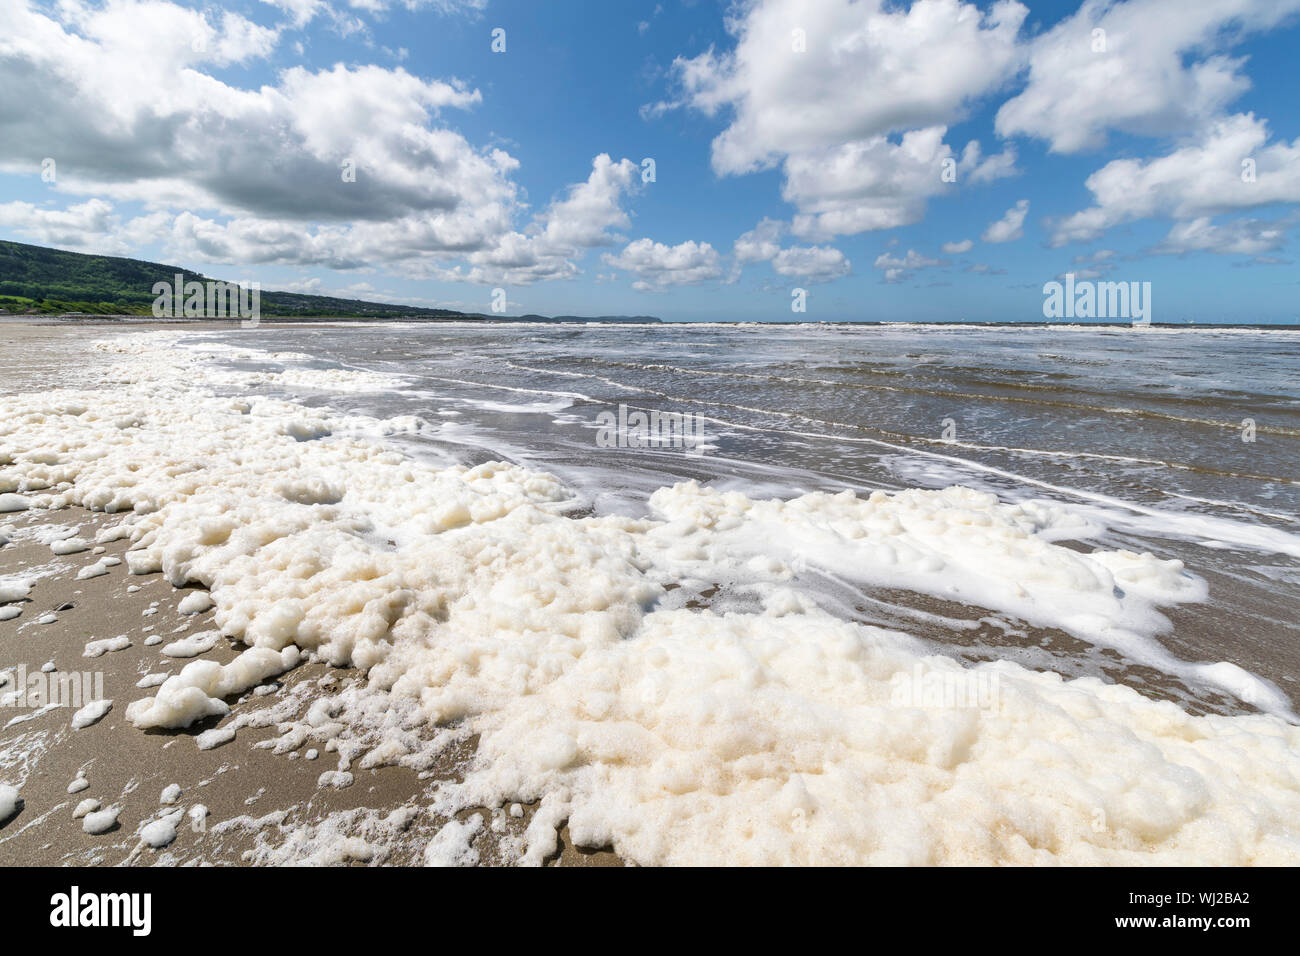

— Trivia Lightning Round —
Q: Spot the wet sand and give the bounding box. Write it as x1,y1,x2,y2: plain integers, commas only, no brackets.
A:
0,319,240,397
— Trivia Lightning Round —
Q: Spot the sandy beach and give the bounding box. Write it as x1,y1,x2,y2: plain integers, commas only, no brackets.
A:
2,319,1299,867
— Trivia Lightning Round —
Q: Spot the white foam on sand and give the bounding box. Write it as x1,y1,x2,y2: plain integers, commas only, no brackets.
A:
84,635,131,658
71,699,112,730
139,810,184,849
178,592,215,615
0,783,19,822
159,631,221,658
126,647,300,730
424,814,483,867
82,805,120,835
1,330,1298,865
0,579,31,603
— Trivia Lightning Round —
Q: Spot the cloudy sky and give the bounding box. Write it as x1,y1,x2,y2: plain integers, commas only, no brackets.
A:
1,0,1298,322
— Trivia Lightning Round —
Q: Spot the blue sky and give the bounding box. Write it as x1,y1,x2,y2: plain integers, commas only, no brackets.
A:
1,0,1298,322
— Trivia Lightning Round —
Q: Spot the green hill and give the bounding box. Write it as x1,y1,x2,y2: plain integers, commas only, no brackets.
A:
0,240,476,318
0,240,659,322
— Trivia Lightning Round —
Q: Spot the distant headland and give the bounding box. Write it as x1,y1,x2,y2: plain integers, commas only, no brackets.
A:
0,240,661,323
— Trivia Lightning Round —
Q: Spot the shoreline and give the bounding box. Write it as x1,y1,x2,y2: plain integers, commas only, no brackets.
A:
4,315,1300,330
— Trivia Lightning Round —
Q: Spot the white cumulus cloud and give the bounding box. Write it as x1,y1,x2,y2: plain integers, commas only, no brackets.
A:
997,0,1300,153
660,0,1028,239
1051,114,1300,246
603,238,725,291
982,199,1030,243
